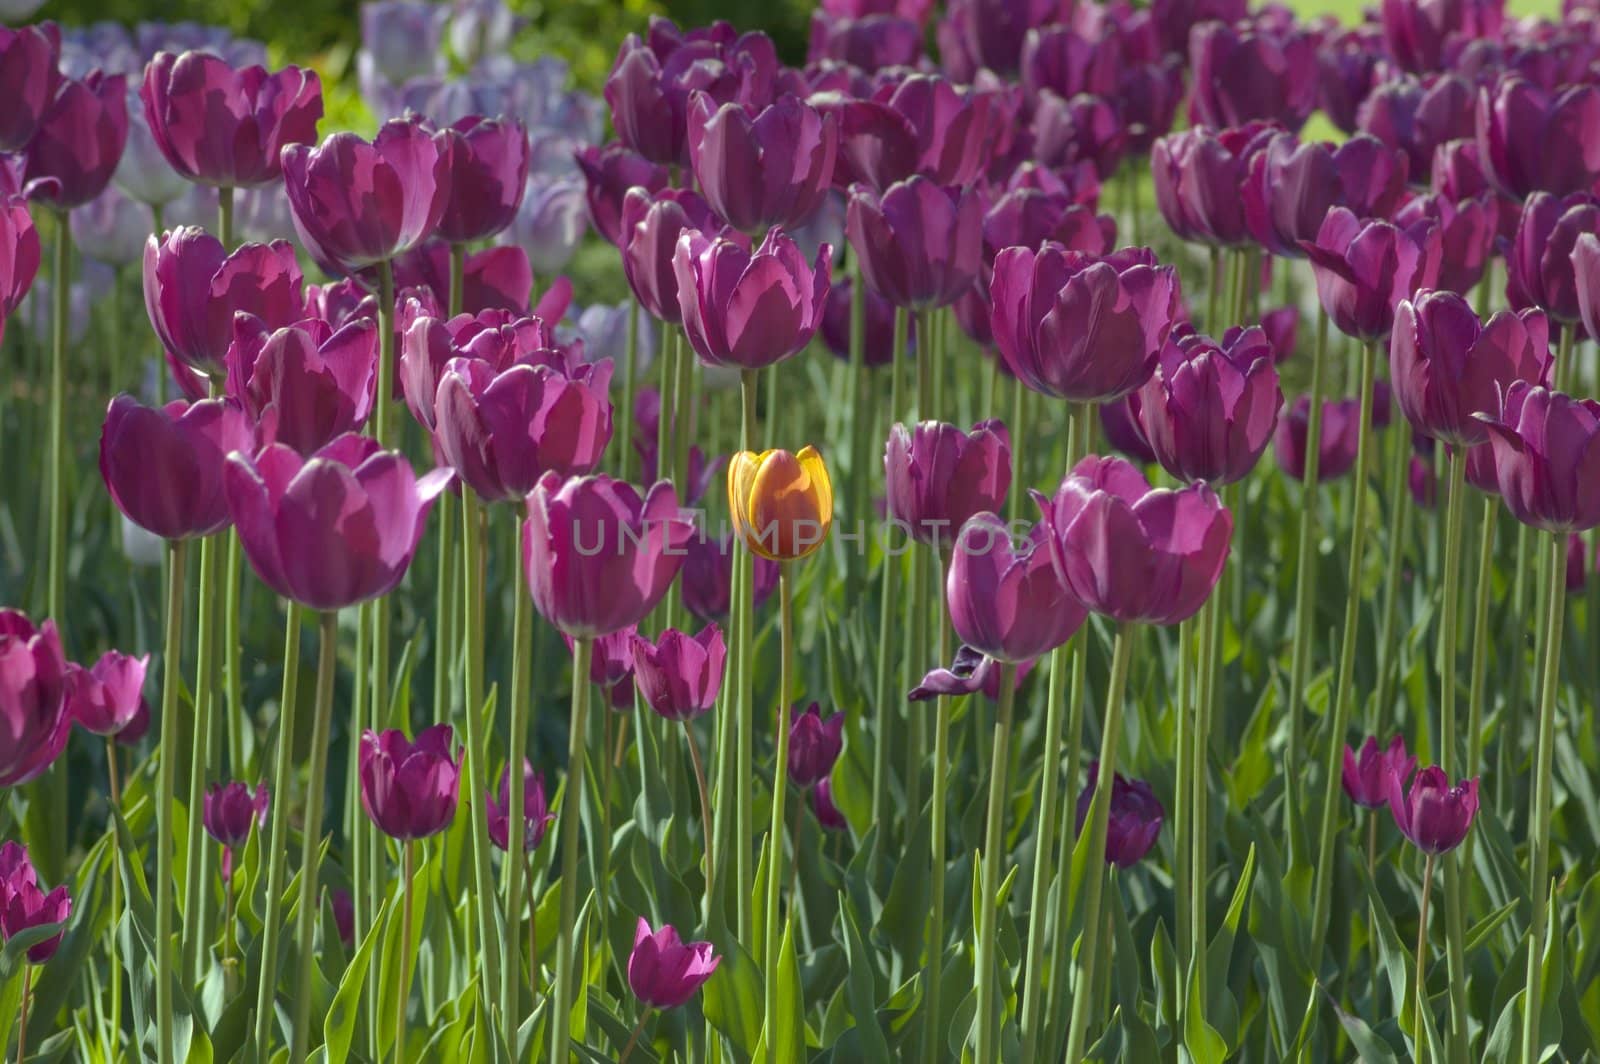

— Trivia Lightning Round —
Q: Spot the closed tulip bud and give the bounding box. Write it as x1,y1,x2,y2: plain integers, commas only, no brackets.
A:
1356,75,1474,182
0,613,70,789
1034,455,1233,626
621,187,727,326
575,626,639,710
1508,193,1599,325
882,74,997,188
227,319,379,455
631,626,726,721
1241,133,1409,258
991,244,1180,402
65,651,148,738
1393,193,1498,297
522,473,692,639
1317,27,1387,134
225,435,451,610
847,177,981,312
1261,305,1298,364
1074,762,1164,867
1302,208,1441,343
0,22,62,154
808,12,923,70
786,702,844,787
140,51,321,189
812,777,848,830
675,228,829,370
22,72,129,211
681,532,780,624
0,197,40,349
728,446,834,562
1390,293,1551,446
1274,395,1366,483
1475,74,1600,200
1388,765,1478,854
1188,21,1319,132
100,395,253,541
983,187,1117,264
885,420,1012,547
282,119,451,276
0,876,71,965
202,780,269,881
1476,383,1600,533
575,142,669,248
688,93,837,234
434,115,530,244
359,725,461,840
1152,124,1277,250
486,759,553,853
947,513,1085,663
1342,734,1417,809
1381,0,1502,73
1133,326,1282,486
628,917,720,1010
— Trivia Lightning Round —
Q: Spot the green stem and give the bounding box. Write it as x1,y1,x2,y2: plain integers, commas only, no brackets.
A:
764,566,796,1030
432,492,457,719
1519,530,1567,1064
1415,853,1436,1064
1191,591,1219,1030
1438,449,1468,771
1007,378,1028,523
396,839,415,1064
252,603,300,1053
1205,247,1222,336
180,526,219,981
106,738,123,1053
225,533,245,775
156,539,188,1064
351,602,373,1054
708,547,743,927
502,510,533,1039
47,212,69,620
552,637,594,1064
1466,497,1496,780
289,611,339,1063
217,186,234,248
1373,419,1415,727
975,662,1018,1064
870,311,907,833
847,259,868,583
1286,306,1330,818
735,370,759,940
1063,622,1138,1061
620,295,638,483
460,488,503,1009
448,242,464,318
1173,616,1193,971
924,563,953,1064
657,326,678,484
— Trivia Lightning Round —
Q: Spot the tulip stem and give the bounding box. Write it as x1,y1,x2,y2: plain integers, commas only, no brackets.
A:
1310,340,1379,957
1414,852,1437,1063
1064,621,1137,1061
502,507,533,1040
288,611,339,1063
156,539,189,1064
846,257,868,586
735,370,759,941
1521,530,1568,1064
870,313,907,838
1466,497,1497,784
396,839,415,1064
1438,448,1468,771
106,737,123,1053
17,965,30,1063
225,532,245,774
1286,305,1330,825
924,568,953,1064
619,295,638,483
448,241,464,318
217,185,234,248
763,565,796,1031
46,212,68,621
459,488,503,1013
1373,419,1415,728
975,661,1018,1064
1205,247,1222,336
552,637,594,1064
182,527,220,983
657,325,678,484
619,1008,649,1063
433,492,457,720
1007,378,1027,523
684,720,713,900
253,603,301,1052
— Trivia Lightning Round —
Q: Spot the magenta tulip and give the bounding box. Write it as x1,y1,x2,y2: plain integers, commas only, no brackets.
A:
226,319,379,454
1389,765,1478,854
1356,74,1475,182
1392,193,1498,297
1100,397,1158,465
983,186,1116,263
0,846,70,965
820,277,911,366
1575,233,1600,344
0,22,62,153
628,917,720,1010
630,626,726,722
1031,91,1128,181
1274,395,1366,483
946,513,1086,664
329,888,354,947
1381,0,1502,72
1476,383,1600,533
202,780,268,881
575,142,669,248
1302,208,1441,343
486,759,554,853
100,395,253,541
400,310,561,435
674,227,830,370
808,12,923,70
1317,26,1387,134
1074,762,1164,867
787,702,844,787
575,627,639,710
681,533,779,624
885,420,1012,546
879,74,998,188
21,72,128,211
433,115,529,244
1476,75,1600,200
621,187,726,326
813,778,847,830
1507,193,1598,325
1241,133,1409,259
1343,734,1417,810
1151,124,1276,250
846,177,981,311
388,240,533,318
1188,21,1318,132
687,92,837,234
0,613,70,790
359,725,461,840
65,651,148,738
0,198,40,348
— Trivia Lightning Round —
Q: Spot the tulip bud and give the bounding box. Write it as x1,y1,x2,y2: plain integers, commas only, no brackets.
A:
1342,735,1417,810
947,514,1085,664
885,421,1012,547
436,115,531,245
628,917,720,1010
812,777,848,831
1302,208,1441,343
1477,74,1600,200
1507,192,1598,325
1188,21,1318,132
0,23,62,154
675,228,829,370
227,319,380,455
329,887,355,947
0,868,71,965
0,613,70,789
574,142,669,248
0,197,40,349
359,725,462,841
65,651,149,738
846,177,982,311
1476,383,1600,533
786,703,844,787
1388,764,1478,854
1152,124,1277,251
728,446,834,562
631,626,726,721
22,71,128,210
681,533,780,624
100,395,253,542
486,759,554,853
1074,762,1164,867
688,93,837,234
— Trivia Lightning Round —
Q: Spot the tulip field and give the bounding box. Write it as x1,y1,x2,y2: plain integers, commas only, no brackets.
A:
7,0,1600,1060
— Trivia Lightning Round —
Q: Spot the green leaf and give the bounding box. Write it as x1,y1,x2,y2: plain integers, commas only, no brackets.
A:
757,915,804,1064
703,937,762,1056
1322,986,1401,1064
840,893,890,1059
1183,964,1227,1064
323,896,388,1064
378,847,432,1059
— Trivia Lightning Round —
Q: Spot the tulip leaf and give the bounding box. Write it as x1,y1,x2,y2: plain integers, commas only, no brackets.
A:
1182,964,1227,1064
323,895,388,1064
377,846,432,1059
1464,898,1520,955
1320,984,1401,1064
840,891,890,1060
758,914,804,1064
702,935,762,1057
1205,842,1256,1010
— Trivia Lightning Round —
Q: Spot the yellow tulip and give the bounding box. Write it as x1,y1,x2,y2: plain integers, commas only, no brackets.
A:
727,445,834,561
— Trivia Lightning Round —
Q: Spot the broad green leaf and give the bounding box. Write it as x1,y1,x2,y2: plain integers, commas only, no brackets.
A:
323,897,388,1064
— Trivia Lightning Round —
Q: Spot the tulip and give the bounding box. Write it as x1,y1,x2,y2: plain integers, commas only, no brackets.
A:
1274,395,1366,482
1476,383,1600,533
1566,533,1590,592
1390,293,1551,447
1031,91,1128,181
885,420,1012,546
631,626,726,721
1381,0,1502,72
675,228,829,370
1301,208,1440,343
935,0,1061,79
846,177,981,311
1100,397,1157,465
1476,75,1600,200
1317,26,1387,134
604,26,770,168
22,72,129,211
573,142,669,249
143,227,307,387
576,627,639,710
1074,761,1164,867
140,52,321,189
447,0,519,66
329,888,355,947
1133,326,1281,485
728,446,834,562
821,0,932,20
1188,21,1318,132
1020,25,1120,100
0,877,71,965
1388,765,1479,855
620,187,725,326
100,395,253,541
1261,305,1298,363
226,319,379,454
0,22,61,153
503,174,586,275
808,12,922,69
65,651,149,737
947,513,1085,663
820,278,911,365
1430,136,1493,202
358,2,449,89
359,725,461,840
1392,194,1498,297
1034,455,1233,626
812,778,847,830
983,186,1117,262
0,613,70,789
1576,233,1600,346
1241,133,1409,258
522,473,691,639
1356,74,1475,182
224,435,451,610
681,532,779,623
282,119,450,276
880,74,997,188
400,309,564,439
0,198,40,348
486,759,554,853
1507,193,1598,325
388,240,533,318
628,917,720,1010
202,780,269,881
990,244,1179,402
1151,124,1276,250
434,115,530,245
688,93,836,234
822,99,919,195
1342,735,1417,809
785,702,844,787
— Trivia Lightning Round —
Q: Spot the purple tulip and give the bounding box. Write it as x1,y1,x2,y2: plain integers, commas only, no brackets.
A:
0,22,61,154
1241,133,1409,258
1507,193,1599,326
821,0,932,20
879,74,998,188
675,227,830,370
1382,0,1503,72
1566,532,1590,592
630,626,726,722
787,702,844,787
400,310,560,435
1132,326,1281,486
628,917,720,1010
808,12,922,70
885,420,1012,546
1151,124,1276,250
100,395,253,541
486,759,553,853
1261,304,1299,364
359,2,449,89
388,240,533,318
573,626,639,710
1021,25,1120,100
983,187,1116,264
140,52,321,189
1390,292,1551,447
1317,26,1389,134
202,779,268,881
329,888,355,947
0,198,40,349
22,72,129,211
1476,383,1600,533
1388,764,1478,854
812,778,847,830
1393,193,1498,297
522,473,692,639
1034,455,1232,626
1274,395,1367,482
990,244,1179,403
688,93,837,234
821,98,918,195
819,277,913,366
1574,233,1600,344
1074,761,1164,867
1100,397,1157,465
1188,21,1318,133
681,533,779,624
1342,734,1417,809
0,613,70,790
224,435,451,610
434,115,530,244
503,174,586,275
1031,91,1128,181
143,227,307,385
847,178,981,312
65,651,148,738
226,319,378,454
359,725,461,840
1302,208,1441,343
1476,75,1600,200
1355,74,1475,183
619,187,724,327
574,142,669,248
1431,137,1494,203
282,119,451,276
0,849,71,966
935,0,1062,80
946,513,1086,664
